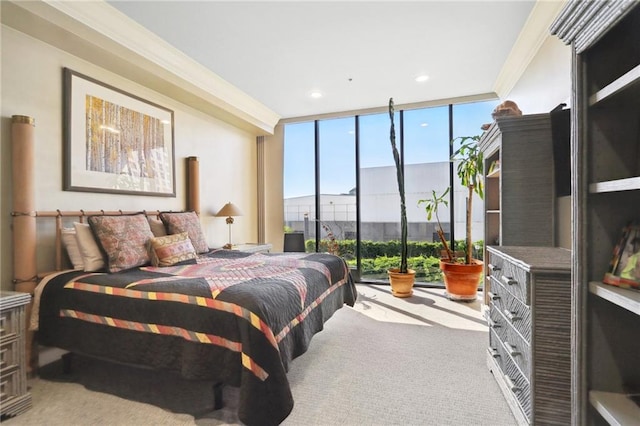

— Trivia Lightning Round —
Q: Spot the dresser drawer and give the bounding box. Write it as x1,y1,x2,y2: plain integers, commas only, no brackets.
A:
488,276,531,342
0,339,19,372
487,252,530,305
0,339,20,405
0,363,20,405
491,329,531,421
489,303,531,380
0,308,20,341
488,328,504,371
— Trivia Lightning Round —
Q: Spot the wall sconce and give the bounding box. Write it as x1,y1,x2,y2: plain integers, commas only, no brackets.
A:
215,202,243,249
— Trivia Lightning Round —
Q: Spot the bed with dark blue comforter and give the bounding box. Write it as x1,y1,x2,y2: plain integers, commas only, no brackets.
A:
35,249,356,425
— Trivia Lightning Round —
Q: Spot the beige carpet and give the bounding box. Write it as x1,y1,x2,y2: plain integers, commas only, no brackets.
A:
4,284,516,425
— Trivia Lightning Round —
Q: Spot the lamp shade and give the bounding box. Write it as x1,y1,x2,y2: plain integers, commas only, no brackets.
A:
216,202,242,217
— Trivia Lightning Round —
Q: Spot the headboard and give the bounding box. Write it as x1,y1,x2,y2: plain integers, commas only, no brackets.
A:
10,115,200,373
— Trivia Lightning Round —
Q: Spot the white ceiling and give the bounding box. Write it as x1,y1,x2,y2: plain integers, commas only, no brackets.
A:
107,1,538,119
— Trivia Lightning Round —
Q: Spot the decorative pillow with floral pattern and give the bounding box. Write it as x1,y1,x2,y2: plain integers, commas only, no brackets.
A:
88,214,154,273
159,211,209,254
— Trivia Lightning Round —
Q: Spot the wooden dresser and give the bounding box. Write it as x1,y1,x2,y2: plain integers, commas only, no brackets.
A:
485,246,571,425
0,291,32,419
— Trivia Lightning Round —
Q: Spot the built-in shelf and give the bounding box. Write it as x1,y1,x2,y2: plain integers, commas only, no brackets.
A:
589,64,640,107
487,168,501,178
589,281,640,316
552,4,640,425
486,210,500,214
589,391,640,426
589,177,640,193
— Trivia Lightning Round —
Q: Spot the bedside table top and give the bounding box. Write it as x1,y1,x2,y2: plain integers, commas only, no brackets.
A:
230,243,272,253
0,291,31,310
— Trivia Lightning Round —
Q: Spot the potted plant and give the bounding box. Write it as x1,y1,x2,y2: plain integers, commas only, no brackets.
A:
418,135,484,301
387,98,416,297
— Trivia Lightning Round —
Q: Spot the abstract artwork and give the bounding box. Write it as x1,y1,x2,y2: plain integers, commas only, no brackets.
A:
64,68,175,196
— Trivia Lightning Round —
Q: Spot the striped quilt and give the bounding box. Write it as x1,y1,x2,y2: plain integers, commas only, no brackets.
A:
36,249,356,425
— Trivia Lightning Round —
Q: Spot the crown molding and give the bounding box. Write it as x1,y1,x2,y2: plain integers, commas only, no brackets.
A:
3,0,280,134
493,0,569,99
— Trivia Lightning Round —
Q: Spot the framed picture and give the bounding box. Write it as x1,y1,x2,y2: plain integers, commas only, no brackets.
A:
64,68,176,197
603,223,640,289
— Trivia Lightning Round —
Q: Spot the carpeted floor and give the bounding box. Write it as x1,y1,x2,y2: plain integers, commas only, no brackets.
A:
4,284,516,425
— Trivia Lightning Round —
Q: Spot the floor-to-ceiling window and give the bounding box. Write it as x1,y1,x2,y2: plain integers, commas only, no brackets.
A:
318,118,356,259
284,99,495,285
283,122,315,250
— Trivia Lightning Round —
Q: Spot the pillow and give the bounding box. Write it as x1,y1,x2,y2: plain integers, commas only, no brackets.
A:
61,228,83,270
88,214,154,273
148,218,167,237
148,232,197,267
74,222,106,272
159,211,209,254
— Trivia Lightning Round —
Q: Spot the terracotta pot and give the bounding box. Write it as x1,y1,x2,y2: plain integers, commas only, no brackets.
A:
440,259,483,301
388,268,416,298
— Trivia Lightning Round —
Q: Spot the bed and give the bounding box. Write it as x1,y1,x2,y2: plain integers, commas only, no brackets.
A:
10,116,355,424
29,211,357,426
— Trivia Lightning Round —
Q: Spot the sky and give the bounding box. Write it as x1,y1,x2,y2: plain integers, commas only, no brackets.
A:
283,99,496,198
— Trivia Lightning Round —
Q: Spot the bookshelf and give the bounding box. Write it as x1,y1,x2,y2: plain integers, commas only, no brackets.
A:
551,2,640,424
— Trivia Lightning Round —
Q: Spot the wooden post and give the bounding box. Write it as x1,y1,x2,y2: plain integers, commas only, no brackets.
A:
11,115,37,375
186,156,200,215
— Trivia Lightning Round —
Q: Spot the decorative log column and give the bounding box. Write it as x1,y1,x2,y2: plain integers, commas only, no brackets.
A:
11,115,37,375
186,156,200,215
257,136,266,244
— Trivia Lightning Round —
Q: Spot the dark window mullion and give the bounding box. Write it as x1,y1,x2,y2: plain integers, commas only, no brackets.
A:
448,104,455,250
355,115,361,275
314,120,321,252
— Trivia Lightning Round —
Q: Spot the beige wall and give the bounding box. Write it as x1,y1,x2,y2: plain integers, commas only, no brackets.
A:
504,35,572,114
502,34,573,250
1,26,262,290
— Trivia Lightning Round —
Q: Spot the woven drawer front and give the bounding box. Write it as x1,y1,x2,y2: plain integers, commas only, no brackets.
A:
489,304,531,380
0,339,19,372
491,329,531,421
0,364,19,404
0,309,19,341
487,252,530,304
0,339,19,405
488,276,531,342
488,329,504,371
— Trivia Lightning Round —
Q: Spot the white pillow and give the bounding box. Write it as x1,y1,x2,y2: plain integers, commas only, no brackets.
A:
73,222,105,272
61,228,83,270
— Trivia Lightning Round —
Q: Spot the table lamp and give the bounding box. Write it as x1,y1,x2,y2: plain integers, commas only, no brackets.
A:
216,202,242,249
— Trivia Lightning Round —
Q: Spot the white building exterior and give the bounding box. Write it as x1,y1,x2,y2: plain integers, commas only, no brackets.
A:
284,161,485,242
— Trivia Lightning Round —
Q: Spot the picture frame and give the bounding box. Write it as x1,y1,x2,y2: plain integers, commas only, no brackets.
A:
64,68,176,197
603,223,640,289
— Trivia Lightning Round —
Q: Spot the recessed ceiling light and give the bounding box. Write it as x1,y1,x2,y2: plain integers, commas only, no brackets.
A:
415,75,429,83
310,91,323,98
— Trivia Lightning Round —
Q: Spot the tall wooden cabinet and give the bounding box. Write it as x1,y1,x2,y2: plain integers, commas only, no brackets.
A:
478,114,556,305
479,113,555,248
551,2,640,425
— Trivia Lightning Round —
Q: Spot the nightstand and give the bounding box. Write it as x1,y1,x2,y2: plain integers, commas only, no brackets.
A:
231,243,272,254
0,291,32,419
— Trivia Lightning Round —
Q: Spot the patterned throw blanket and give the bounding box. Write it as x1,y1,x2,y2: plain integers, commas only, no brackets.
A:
36,249,357,425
